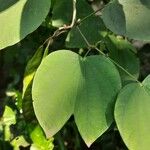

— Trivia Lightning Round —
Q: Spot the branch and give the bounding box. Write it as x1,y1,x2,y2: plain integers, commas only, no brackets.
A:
59,0,77,30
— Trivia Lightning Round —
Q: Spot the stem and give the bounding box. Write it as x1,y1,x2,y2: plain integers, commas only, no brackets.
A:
59,0,77,30
70,0,77,28
77,26,92,58
94,47,142,85
84,49,91,58
109,58,142,85
42,0,77,48
76,26,91,47
77,26,142,85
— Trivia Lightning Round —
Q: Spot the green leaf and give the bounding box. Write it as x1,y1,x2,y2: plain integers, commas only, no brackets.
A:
105,35,140,84
51,0,72,27
32,50,81,137
74,54,122,147
32,50,121,146
0,0,51,49
0,106,16,140
101,0,150,41
23,46,44,96
1,106,16,126
22,46,44,122
52,0,93,27
143,75,150,90
115,76,150,150
52,0,106,48
30,125,54,150
66,16,106,48
11,136,29,150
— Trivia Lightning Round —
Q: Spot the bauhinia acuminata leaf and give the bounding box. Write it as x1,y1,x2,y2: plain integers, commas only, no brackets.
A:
32,50,122,146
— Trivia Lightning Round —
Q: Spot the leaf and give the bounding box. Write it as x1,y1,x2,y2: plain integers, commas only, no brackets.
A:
1,106,16,126
66,16,106,48
11,136,29,150
101,0,150,41
0,0,51,49
32,50,121,146
30,125,54,150
32,50,81,137
51,0,72,27
74,54,122,147
52,0,93,27
22,46,44,122
0,106,16,140
52,0,106,48
143,75,150,90
105,35,140,84
115,76,150,150
23,46,44,96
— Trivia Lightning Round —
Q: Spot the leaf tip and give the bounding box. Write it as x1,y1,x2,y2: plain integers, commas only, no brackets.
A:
86,142,93,148
45,131,53,139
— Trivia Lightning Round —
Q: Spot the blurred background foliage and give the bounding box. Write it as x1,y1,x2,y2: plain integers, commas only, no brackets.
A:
0,0,150,149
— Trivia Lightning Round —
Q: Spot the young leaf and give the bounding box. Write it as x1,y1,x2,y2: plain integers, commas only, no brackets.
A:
101,0,150,41
115,76,150,150
0,106,16,141
0,0,51,49
30,125,54,150
32,50,121,146
11,136,29,150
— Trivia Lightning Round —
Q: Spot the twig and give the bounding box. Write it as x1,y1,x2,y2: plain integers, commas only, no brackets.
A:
42,0,77,49
70,0,77,28
76,26,91,47
77,26,142,85
58,0,77,30
93,46,142,85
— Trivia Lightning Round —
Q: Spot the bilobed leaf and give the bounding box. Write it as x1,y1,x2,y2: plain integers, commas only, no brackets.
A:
115,76,150,150
102,0,150,41
0,0,51,49
32,50,121,146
